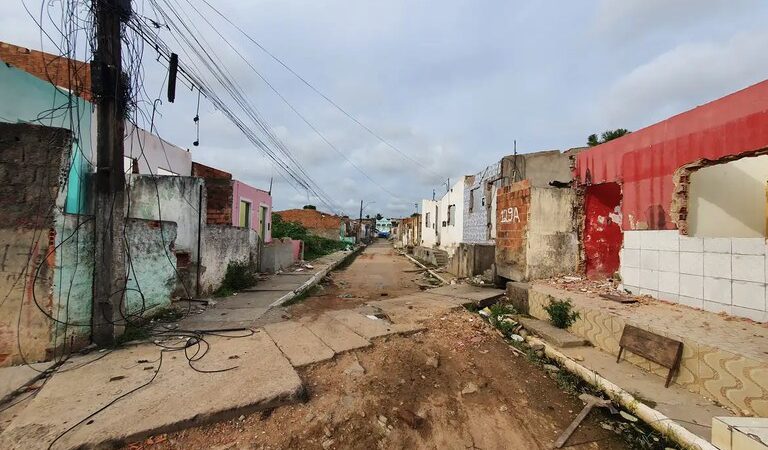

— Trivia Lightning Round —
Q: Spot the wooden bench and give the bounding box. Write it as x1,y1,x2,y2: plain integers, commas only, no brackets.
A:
616,325,683,388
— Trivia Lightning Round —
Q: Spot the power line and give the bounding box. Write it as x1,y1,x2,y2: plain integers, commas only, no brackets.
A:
197,0,440,179
177,0,410,202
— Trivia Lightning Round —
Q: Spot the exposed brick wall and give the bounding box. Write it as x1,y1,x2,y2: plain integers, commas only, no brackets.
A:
0,122,70,228
0,123,72,366
495,180,530,281
0,41,92,101
192,162,233,225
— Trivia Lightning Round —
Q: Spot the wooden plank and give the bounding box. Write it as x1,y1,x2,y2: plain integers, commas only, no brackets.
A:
617,325,683,388
554,399,596,448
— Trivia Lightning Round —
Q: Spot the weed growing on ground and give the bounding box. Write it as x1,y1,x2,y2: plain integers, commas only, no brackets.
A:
116,324,150,345
272,214,349,260
474,302,678,450
214,259,256,297
544,296,580,329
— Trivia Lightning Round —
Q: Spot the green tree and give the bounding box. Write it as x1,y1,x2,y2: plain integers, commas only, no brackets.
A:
375,213,384,220
587,128,631,146
302,204,317,210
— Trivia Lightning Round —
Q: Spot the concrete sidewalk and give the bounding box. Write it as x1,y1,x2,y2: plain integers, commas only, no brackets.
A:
0,278,501,449
178,249,358,331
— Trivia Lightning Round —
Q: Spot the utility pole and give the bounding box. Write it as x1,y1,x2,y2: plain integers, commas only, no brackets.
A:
357,200,363,244
92,0,130,345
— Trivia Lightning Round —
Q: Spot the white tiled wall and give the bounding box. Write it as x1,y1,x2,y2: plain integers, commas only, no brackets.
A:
620,230,768,322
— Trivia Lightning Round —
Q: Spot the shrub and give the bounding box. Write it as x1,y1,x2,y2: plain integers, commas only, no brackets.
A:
214,259,256,296
544,297,580,329
272,213,347,261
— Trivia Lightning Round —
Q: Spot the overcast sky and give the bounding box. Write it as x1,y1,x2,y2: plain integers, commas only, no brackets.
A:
3,0,768,217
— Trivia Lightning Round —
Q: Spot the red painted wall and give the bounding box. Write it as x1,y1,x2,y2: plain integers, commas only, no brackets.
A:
576,79,768,230
584,183,622,278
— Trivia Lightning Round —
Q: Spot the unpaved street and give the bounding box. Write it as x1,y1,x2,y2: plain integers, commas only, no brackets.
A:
128,242,630,450
287,241,425,319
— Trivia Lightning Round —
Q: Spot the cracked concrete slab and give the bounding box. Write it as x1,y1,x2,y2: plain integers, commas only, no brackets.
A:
301,315,371,354
366,293,464,323
326,310,425,339
0,332,303,450
263,321,335,367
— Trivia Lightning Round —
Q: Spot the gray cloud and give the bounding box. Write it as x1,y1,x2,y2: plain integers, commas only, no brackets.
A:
3,1,768,218
601,29,768,128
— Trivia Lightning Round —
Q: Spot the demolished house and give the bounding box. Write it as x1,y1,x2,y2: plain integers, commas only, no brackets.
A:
577,79,768,323
494,149,582,282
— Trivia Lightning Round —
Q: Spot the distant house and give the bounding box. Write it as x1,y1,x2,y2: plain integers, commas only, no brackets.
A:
376,218,393,237
233,181,272,243
191,162,272,243
274,208,344,241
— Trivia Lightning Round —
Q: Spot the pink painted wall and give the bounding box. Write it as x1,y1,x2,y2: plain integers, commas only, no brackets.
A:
291,239,303,261
232,180,272,243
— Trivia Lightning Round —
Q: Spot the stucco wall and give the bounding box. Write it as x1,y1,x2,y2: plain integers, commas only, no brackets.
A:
584,183,623,278
495,182,578,281
526,188,579,279
436,177,466,257
124,124,192,176
502,150,573,188
200,224,254,294
420,199,439,248
128,175,205,263
232,180,272,243
688,154,768,238
261,238,300,273
124,218,179,314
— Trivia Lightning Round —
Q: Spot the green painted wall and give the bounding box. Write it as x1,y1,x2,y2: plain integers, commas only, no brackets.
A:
124,219,178,315
0,60,93,214
51,214,95,347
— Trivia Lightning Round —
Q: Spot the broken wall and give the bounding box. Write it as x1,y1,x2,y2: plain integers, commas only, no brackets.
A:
501,150,573,188
447,243,495,278
192,162,233,226
688,155,768,238
526,188,579,279
0,123,71,366
463,162,501,245
495,181,530,281
261,238,301,273
200,225,256,294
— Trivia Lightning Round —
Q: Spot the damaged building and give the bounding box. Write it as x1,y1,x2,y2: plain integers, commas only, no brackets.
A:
577,79,768,322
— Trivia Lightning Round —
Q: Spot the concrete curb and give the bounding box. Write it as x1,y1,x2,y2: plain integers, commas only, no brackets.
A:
269,245,365,308
525,336,717,450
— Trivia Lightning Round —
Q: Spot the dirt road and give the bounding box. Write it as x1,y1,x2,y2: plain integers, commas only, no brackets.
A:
287,240,424,320
128,243,633,450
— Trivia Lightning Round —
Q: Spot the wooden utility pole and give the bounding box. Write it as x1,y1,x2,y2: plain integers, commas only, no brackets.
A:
357,200,363,244
92,0,129,345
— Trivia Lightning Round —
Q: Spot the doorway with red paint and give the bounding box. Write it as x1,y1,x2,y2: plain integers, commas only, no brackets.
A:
584,183,623,279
